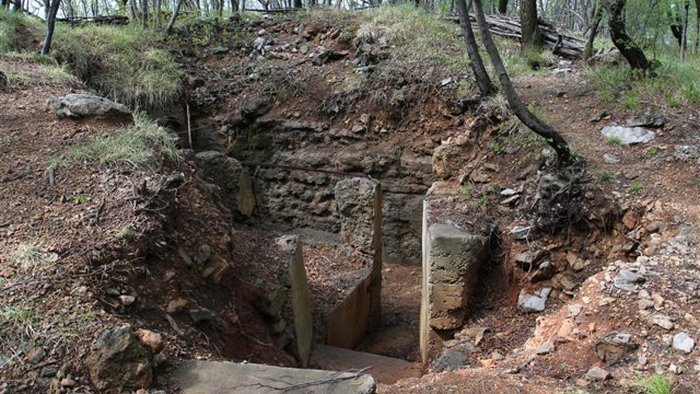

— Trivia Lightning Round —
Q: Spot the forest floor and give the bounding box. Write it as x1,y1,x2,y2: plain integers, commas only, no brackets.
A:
1,8,700,394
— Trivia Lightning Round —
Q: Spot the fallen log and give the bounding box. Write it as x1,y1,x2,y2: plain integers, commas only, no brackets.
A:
446,13,587,60
57,15,129,25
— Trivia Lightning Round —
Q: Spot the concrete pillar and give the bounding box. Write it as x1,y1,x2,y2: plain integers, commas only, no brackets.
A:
278,236,312,367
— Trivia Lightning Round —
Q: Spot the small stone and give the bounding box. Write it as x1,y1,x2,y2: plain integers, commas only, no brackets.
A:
601,125,656,145
153,350,168,367
515,250,545,270
531,261,556,283
166,298,187,313
614,270,646,292
673,332,695,353
669,364,683,374
569,304,583,318
517,288,552,313
193,244,212,265
603,153,620,164
105,288,120,296
189,307,217,324
119,295,136,305
638,299,655,310
585,366,610,381
60,378,76,387
595,332,638,364
559,275,576,291
490,351,504,361
536,341,554,355
40,366,58,378
25,347,46,364
135,329,163,353
653,315,675,330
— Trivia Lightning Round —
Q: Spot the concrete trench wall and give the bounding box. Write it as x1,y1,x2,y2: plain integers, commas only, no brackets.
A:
419,185,489,364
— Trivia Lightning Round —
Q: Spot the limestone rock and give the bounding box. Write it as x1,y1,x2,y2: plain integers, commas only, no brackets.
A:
135,329,163,353
194,151,255,218
47,94,130,118
87,325,152,392
601,125,656,145
585,367,610,381
517,288,552,313
431,342,473,372
595,332,638,364
613,270,645,292
673,332,695,353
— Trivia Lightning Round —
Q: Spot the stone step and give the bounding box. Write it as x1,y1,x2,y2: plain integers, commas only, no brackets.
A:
311,344,422,385
173,360,376,394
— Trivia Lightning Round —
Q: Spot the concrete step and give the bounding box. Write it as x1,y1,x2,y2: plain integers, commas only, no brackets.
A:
173,360,376,394
311,344,422,385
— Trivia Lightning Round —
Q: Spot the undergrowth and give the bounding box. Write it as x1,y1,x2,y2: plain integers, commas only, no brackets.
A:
0,9,44,53
357,5,469,84
64,113,178,168
53,25,182,108
587,54,700,109
0,53,79,89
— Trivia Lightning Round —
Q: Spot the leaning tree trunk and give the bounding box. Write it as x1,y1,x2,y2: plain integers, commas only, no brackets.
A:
455,0,495,96
166,0,184,34
605,0,650,71
520,0,541,51
473,0,574,165
42,0,61,55
583,0,603,59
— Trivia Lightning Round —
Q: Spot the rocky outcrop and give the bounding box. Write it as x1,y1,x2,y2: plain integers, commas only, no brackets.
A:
334,177,381,254
86,325,152,393
47,94,131,118
194,151,255,218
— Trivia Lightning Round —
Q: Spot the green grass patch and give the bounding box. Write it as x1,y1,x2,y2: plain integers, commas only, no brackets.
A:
607,136,622,145
0,54,80,89
632,374,672,394
587,54,700,109
357,5,469,83
630,180,644,194
598,171,615,183
53,24,182,108
64,113,178,168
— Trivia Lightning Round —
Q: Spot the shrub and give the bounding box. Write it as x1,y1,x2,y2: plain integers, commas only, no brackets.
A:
53,25,182,108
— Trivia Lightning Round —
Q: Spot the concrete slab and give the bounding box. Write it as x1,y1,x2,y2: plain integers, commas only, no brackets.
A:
173,360,376,394
311,344,421,385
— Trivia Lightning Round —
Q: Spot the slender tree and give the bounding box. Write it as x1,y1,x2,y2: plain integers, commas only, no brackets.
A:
166,0,184,34
42,0,61,55
583,0,603,59
497,0,507,13
455,0,495,96
473,0,574,164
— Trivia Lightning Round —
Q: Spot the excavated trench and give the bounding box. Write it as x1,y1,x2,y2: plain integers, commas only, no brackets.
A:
171,102,626,386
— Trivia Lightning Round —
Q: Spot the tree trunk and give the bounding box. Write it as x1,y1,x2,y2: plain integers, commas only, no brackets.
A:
680,0,689,60
605,0,650,71
455,0,495,96
583,0,603,59
293,0,301,8
155,0,162,28
497,0,507,13
141,0,148,27
473,0,574,165
520,0,541,50
42,0,61,55
166,0,184,34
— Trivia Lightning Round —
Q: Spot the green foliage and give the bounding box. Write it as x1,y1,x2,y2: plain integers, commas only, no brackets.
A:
598,171,615,183
490,140,503,155
649,146,659,157
587,54,700,109
607,136,623,145
6,242,42,268
65,113,178,168
116,225,135,240
631,180,644,194
54,25,182,108
632,374,672,394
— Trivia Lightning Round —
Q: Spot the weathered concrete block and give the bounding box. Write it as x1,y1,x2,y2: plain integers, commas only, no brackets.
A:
426,223,487,331
326,272,372,349
334,177,380,254
278,236,313,368
334,177,382,334
173,360,376,394
194,151,255,218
